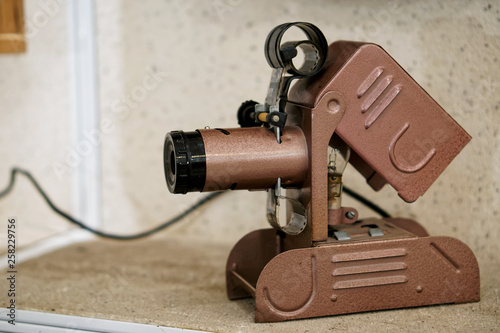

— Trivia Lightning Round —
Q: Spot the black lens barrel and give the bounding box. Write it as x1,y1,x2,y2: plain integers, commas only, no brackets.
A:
164,130,206,194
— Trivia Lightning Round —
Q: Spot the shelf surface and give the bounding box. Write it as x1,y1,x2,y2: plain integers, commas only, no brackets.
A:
1,234,498,332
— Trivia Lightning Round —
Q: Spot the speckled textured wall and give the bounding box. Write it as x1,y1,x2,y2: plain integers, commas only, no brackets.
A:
96,0,500,266
0,0,498,267
0,0,74,246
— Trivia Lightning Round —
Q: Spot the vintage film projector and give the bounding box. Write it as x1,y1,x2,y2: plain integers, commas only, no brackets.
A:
163,22,479,322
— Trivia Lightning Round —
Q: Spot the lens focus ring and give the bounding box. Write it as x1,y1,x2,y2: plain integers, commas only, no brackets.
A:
164,130,206,194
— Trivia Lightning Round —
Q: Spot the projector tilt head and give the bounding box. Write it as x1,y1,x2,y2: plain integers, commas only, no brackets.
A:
163,22,479,322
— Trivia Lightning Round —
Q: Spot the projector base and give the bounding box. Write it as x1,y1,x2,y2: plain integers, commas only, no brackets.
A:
226,219,480,322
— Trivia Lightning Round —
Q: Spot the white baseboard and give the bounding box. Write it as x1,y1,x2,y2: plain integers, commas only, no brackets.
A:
0,228,94,270
0,309,207,333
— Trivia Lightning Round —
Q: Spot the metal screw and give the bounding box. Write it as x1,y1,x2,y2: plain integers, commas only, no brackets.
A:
345,211,356,219
272,115,280,123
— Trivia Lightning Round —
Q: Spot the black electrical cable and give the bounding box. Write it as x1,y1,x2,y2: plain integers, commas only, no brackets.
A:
0,167,224,240
343,185,391,218
0,167,390,240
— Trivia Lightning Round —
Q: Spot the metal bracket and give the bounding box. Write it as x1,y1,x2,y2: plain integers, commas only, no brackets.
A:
266,178,307,235
262,22,328,233
256,22,329,144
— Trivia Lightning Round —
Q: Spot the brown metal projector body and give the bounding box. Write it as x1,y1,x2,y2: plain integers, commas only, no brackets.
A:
224,42,479,322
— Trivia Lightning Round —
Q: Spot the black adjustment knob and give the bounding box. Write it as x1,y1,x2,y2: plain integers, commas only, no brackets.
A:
237,100,260,128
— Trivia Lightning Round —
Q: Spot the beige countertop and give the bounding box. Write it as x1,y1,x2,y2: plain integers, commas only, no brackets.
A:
2,234,499,332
